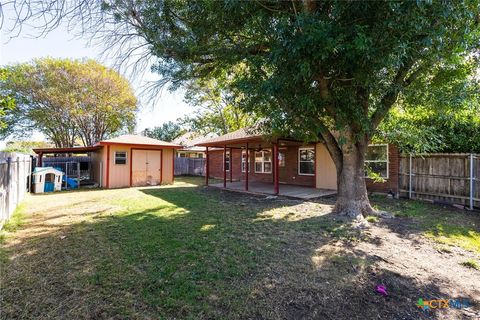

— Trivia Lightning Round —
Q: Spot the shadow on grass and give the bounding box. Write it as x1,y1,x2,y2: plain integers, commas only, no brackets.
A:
0,185,476,319
369,195,480,253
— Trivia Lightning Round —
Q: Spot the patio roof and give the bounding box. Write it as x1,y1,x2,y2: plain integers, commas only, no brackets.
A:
33,146,102,155
95,134,182,148
195,127,264,147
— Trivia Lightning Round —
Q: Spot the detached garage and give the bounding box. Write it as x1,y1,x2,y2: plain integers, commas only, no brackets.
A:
93,135,181,188
34,135,181,189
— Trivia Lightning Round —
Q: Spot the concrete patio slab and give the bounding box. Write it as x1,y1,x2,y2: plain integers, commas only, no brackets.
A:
210,181,336,200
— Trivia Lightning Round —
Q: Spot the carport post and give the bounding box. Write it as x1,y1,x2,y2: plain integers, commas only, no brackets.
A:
223,145,227,188
229,147,233,183
245,143,249,191
38,152,43,167
205,147,209,186
273,143,279,195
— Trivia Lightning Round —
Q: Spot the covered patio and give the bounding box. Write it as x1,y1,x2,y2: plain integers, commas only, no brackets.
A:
197,127,337,199
210,181,336,200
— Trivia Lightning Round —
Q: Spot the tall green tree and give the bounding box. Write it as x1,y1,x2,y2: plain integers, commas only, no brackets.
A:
0,69,15,135
143,121,186,142
378,59,480,154
4,1,479,219
182,78,255,135
1,58,137,147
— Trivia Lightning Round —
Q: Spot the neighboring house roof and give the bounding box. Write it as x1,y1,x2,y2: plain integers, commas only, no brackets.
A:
196,127,263,147
96,134,181,148
172,132,213,151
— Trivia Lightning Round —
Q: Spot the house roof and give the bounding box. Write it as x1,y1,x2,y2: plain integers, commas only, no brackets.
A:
172,132,208,147
196,128,263,147
96,134,182,148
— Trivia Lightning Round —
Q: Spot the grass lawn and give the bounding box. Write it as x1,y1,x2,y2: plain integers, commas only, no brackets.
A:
1,177,479,319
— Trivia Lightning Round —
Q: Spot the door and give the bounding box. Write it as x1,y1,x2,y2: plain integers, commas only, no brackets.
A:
132,150,162,186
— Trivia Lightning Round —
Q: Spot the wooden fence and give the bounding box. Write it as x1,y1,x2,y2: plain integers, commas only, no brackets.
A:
0,152,32,224
174,157,205,176
399,153,479,209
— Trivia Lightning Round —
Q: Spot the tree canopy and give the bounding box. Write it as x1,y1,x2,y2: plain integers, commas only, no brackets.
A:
3,1,479,218
378,58,480,154
181,78,256,135
1,58,138,147
142,121,186,142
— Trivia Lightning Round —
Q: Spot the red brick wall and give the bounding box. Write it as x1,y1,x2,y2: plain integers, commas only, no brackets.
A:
365,144,400,195
207,143,400,195
207,146,316,187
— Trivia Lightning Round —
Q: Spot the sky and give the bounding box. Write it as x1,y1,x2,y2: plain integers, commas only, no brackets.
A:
0,9,193,148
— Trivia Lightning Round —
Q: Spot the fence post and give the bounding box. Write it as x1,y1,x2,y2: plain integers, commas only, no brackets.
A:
5,157,11,218
16,157,20,207
409,155,412,199
470,153,474,211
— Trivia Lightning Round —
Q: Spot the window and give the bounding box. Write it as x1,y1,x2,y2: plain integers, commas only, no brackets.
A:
178,152,186,158
197,153,204,159
254,150,272,173
298,148,315,175
365,144,388,179
224,151,230,171
115,151,127,165
241,150,250,172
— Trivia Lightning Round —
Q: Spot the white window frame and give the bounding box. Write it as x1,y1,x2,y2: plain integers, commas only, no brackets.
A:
365,144,389,179
223,150,230,172
114,151,127,165
298,147,315,176
254,149,272,174
178,152,187,158
241,150,251,173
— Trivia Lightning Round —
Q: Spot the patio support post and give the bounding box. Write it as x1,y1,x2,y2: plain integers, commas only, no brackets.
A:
223,145,227,188
245,143,249,191
205,147,209,186
229,147,233,183
273,143,279,195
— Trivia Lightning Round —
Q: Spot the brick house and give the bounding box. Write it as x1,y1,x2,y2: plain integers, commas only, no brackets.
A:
197,128,399,196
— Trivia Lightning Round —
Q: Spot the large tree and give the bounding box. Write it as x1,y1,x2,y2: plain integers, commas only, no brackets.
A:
182,78,255,135
3,1,479,219
143,121,186,142
1,58,137,147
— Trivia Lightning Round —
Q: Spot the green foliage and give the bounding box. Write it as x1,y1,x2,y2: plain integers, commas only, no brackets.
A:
377,59,480,153
181,77,256,135
1,58,138,147
143,121,186,142
109,1,480,142
0,69,15,134
1,140,52,154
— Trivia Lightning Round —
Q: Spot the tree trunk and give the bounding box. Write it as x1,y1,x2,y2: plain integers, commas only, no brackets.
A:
334,141,375,220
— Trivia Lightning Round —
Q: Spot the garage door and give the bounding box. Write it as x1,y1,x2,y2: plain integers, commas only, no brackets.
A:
132,150,161,186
